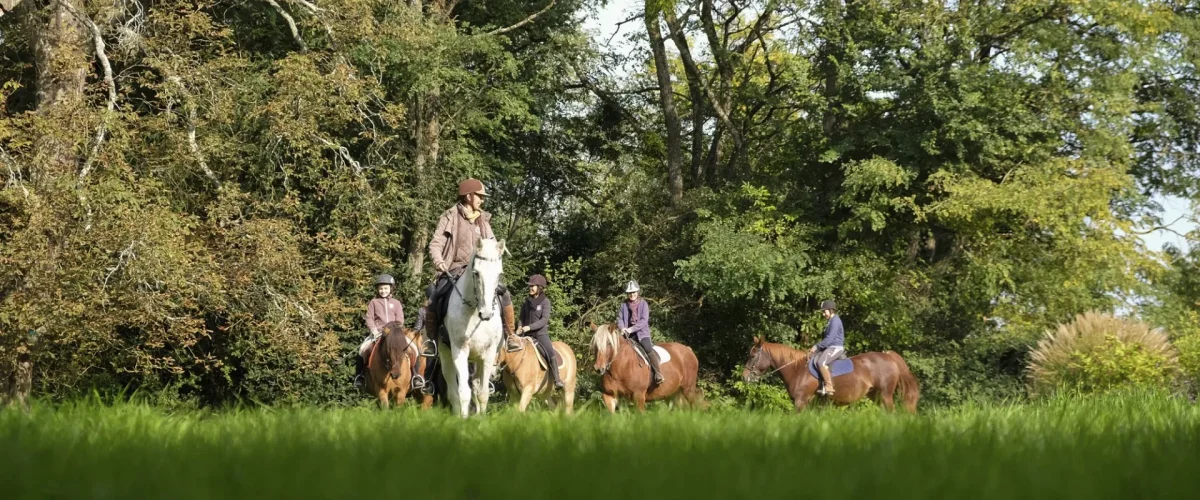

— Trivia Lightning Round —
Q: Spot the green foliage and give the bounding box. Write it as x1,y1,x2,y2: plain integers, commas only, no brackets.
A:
1061,335,1179,394
1027,312,1179,397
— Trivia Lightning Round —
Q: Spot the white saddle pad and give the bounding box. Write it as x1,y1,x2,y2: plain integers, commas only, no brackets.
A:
633,343,672,365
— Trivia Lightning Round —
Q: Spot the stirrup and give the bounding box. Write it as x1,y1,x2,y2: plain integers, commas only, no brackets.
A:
353,375,365,388
421,338,438,357
411,375,426,390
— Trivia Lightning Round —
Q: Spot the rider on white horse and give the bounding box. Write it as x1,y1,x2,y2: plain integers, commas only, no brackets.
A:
355,274,412,388
617,280,664,385
425,178,515,346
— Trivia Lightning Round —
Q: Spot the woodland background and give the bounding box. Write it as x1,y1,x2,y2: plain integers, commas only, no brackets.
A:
2,0,1199,407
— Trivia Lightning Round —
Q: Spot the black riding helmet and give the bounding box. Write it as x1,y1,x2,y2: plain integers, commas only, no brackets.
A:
375,274,396,287
526,274,548,288
820,299,836,311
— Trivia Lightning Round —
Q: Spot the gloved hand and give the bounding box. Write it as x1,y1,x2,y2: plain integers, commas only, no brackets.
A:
435,262,449,273
623,327,633,335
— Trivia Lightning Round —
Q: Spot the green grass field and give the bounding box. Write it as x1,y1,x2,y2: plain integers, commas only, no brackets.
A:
2,393,1198,499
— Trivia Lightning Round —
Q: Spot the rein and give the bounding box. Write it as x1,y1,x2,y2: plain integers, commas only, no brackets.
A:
747,346,803,380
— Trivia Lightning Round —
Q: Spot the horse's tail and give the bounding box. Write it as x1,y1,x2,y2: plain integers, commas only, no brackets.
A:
886,350,920,413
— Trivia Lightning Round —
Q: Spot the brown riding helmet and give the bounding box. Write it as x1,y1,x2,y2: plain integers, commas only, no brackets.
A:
526,274,548,287
458,178,488,197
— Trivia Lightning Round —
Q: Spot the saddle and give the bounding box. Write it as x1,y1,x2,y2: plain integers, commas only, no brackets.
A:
626,338,672,365
807,357,854,380
510,337,565,370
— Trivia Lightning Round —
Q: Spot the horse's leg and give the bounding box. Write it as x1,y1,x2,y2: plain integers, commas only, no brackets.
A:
476,354,498,415
564,386,575,415
602,392,618,414
633,392,647,413
445,345,470,418
377,387,390,409
517,385,535,412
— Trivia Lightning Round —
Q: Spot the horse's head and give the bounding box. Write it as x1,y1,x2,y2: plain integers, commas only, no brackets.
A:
381,322,410,380
742,335,772,383
470,238,505,320
589,322,620,375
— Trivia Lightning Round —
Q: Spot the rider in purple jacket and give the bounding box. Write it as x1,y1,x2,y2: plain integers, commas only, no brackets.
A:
617,280,663,384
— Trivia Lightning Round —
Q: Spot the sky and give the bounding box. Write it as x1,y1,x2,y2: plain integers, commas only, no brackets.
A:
579,0,1197,253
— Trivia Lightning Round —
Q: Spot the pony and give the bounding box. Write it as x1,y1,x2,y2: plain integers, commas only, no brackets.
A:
741,336,919,412
438,238,507,418
497,336,577,413
588,322,702,412
364,321,433,409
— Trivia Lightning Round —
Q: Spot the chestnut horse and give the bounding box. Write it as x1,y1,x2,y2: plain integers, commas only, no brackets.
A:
741,336,919,413
365,321,434,409
588,322,702,412
497,336,577,413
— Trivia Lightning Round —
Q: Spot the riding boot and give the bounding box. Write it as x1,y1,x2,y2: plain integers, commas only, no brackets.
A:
646,348,665,385
548,354,564,389
501,303,516,338
421,358,437,395
354,355,365,388
818,365,836,396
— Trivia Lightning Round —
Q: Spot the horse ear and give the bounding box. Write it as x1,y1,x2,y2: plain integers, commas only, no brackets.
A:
498,239,510,256
753,335,763,345
587,321,598,332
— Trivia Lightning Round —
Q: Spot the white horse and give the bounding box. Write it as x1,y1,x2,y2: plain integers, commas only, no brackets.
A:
439,238,507,418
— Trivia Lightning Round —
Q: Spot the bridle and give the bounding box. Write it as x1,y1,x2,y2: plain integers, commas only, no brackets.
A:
454,251,502,319
744,345,800,382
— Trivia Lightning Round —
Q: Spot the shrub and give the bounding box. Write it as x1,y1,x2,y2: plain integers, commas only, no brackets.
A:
1026,312,1178,397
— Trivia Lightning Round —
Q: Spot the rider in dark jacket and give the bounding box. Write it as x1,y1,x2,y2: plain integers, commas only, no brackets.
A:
810,300,846,396
515,274,563,389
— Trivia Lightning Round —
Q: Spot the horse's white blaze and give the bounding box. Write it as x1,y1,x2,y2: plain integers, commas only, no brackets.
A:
440,238,506,418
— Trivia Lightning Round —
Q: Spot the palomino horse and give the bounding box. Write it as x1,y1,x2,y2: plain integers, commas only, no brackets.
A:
439,238,507,418
365,321,433,409
497,336,577,413
589,322,702,412
741,336,919,412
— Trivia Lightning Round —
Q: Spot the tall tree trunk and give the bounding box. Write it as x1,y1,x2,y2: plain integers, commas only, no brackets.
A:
645,3,683,206
407,91,441,280
662,11,706,186
819,0,851,137
31,0,88,176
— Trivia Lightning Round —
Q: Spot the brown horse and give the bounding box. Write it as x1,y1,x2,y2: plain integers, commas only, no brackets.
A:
588,322,702,412
741,336,919,413
365,321,434,409
497,336,577,414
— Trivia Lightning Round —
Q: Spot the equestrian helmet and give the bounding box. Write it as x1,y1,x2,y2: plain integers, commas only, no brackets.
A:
374,274,396,287
457,178,488,197
624,280,641,293
527,274,548,287
820,299,836,311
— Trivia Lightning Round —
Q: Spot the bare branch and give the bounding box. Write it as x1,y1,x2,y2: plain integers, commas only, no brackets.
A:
604,11,645,46
482,0,556,36
313,135,364,177
289,0,323,13
167,76,220,189
55,0,116,183
265,0,308,52
1,145,29,199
